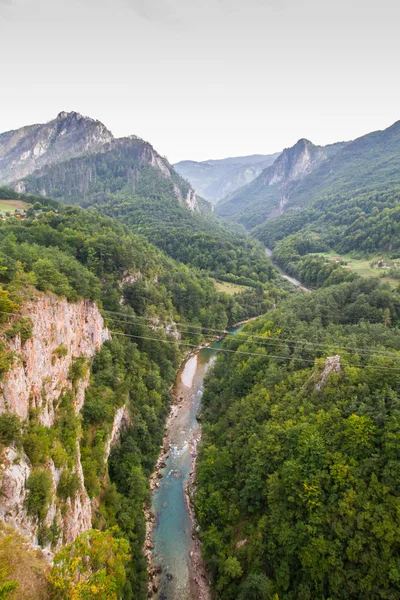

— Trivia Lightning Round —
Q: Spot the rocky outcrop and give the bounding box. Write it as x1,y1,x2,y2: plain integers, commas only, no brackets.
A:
315,355,341,391
0,293,110,554
0,443,92,552
104,405,131,464
261,139,326,187
0,294,110,425
0,111,113,184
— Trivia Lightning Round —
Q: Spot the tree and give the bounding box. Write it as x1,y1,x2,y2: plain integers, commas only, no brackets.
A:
48,528,130,600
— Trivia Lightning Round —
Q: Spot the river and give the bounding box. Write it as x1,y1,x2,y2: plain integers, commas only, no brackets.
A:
265,247,311,292
148,331,241,599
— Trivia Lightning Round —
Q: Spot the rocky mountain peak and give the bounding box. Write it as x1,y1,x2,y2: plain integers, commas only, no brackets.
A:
262,138,326,187
0,111,114,184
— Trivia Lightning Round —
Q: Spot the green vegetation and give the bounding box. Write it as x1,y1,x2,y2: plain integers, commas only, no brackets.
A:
254,186,400,256
0,200,28,214
0,413,21,446
0,523,49,600
271,233,358,288
196,277,400,599
48,528,130,600
0,191,282,598
25,470,53,522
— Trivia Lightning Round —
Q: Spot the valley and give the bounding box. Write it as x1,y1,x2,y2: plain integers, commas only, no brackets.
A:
0,111,399,600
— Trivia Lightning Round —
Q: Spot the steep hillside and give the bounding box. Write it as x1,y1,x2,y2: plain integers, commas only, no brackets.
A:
0,114,279,284
196,278,400,600
15,134,202,213
174,153,280,204
216,140,346,228
217,120,400,232
0,111,113,184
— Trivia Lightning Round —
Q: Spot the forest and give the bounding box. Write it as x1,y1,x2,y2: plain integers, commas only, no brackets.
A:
196,277,400,599
0,194,284,598
254,185,400,255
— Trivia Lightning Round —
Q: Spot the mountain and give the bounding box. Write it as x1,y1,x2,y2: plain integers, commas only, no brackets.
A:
0,111,202,214
0,112,278,284
174,152,280,204
15,134,201,212
215,139,347,228
0,111,113,184
216,120,400,232
249,122,400,289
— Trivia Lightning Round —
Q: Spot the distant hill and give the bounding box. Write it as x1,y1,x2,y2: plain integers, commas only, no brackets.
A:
174,152,280,204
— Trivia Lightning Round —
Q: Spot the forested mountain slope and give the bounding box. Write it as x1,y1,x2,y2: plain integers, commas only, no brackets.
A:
0,113,277,285
215,139,348,228
174,153,280,204
0,196,283,599
196,277,400,600
252,184,400,289
217,120,400,231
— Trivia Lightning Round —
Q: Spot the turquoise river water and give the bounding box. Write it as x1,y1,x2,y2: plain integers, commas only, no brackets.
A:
149,330,241,599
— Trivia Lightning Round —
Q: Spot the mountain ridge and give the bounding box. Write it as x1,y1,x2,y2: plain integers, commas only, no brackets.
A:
216,120,400,230
0,111,203,213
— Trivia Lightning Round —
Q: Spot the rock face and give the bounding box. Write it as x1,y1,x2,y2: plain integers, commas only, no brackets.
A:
0,293,111,553
215,139,347,225
315,355,341,391
0,111,113,184
0,294,110,425
104,405,131,464
261,139,326,187
0,110,201,213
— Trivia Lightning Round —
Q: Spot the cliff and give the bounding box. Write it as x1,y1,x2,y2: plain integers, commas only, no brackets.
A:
0,294,111,553
0,111,113,184
0,110,201,213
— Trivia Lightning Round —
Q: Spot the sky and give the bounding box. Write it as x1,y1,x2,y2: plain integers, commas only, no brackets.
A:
0,0,399,162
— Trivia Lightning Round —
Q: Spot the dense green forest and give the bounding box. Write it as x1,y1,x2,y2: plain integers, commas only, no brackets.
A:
254,185,400,255
196,277,400,599
0,195,284,598
15,138,276,282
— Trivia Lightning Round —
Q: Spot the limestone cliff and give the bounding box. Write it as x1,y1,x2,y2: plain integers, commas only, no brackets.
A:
0,111,113,184
0,294,111,553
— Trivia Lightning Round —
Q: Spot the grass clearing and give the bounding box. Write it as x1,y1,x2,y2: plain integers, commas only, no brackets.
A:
211,278,250,295
312,251,399,286
0,199,29,214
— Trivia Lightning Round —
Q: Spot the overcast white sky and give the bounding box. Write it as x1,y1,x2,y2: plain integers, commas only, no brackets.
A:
0,0,399,162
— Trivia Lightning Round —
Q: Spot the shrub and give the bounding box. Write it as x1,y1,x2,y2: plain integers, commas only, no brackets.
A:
25,470,52,522
5,318,33,343
48,528,130,600
57,470,80,501
0,413,21,446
